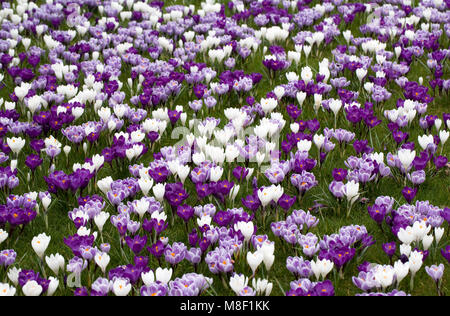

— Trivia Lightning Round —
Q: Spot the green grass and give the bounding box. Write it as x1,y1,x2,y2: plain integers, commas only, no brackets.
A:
0,0,449,296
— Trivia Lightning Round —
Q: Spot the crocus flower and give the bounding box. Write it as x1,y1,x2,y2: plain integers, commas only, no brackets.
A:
112,278,132,296
368,204,386,224
125,235,147,255
441,246,450,264
278,194,296,211
425,264,444,283
402,187,417,204
382,242,396,259
22,280,43,296
148,240,165,259
31,233,51,259
177,204,194,223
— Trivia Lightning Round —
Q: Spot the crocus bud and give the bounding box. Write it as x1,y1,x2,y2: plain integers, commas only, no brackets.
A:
63,146,71,156
47,277,59,296
10,159,17,171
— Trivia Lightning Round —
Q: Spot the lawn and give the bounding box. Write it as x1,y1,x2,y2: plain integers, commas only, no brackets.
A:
0,0,448,296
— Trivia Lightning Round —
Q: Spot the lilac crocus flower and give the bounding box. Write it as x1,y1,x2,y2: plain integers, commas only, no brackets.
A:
91,277,112,296
425,264,444,283
80,246,97,261
0,249,17,267
186,248,202,265
140,283,168,296
408,170,426,185
329,180,345,198
67,256,88,275
165,242,187,265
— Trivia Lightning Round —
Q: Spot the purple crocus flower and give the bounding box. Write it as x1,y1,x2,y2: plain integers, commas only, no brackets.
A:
188,229,199,247
434,156,448,169
367,204,386,224
177,204,194,222
312,280,335,296
80,246,97,261
199,237,211,253
74,287,89,296
233,166,249,182
382,242,396,258
25,154,43,171
148,240,165,259
278,194,296,211
125,235,147,255
168,110,181,125
149,166,169,183
402,186,417,204
242,194,261,212
332,168,348,181
213,211,233,227
154,220,168,235
441,246,450,264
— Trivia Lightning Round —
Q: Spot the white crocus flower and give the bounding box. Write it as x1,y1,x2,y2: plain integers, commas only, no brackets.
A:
22,280,43,296
393,260,410,286
252,278,273,296
152,183,166,202
247,250,264,275
95,252,110,273
0,229,8,244
133,199,150,219
234,221,254,242
47,277,59,296
229,274,248,295
439,130,449,146
138,177,154,196
112,278,131,296
0,283,16,296
434,227,444,245
155,267,173,284
97,176,113,195
6,137,25,155
397,149,415,171
7,267,21,286
31,233,51,259
399,244,411,257
94,211,110,233
297,139,312,152
311,258,334,280
257,187,273,208
344,180,359,205
397,226,414,245
258,242,275,271
141,270,155,286
422,234,433,250
45,253,65,275
417,134,434,151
